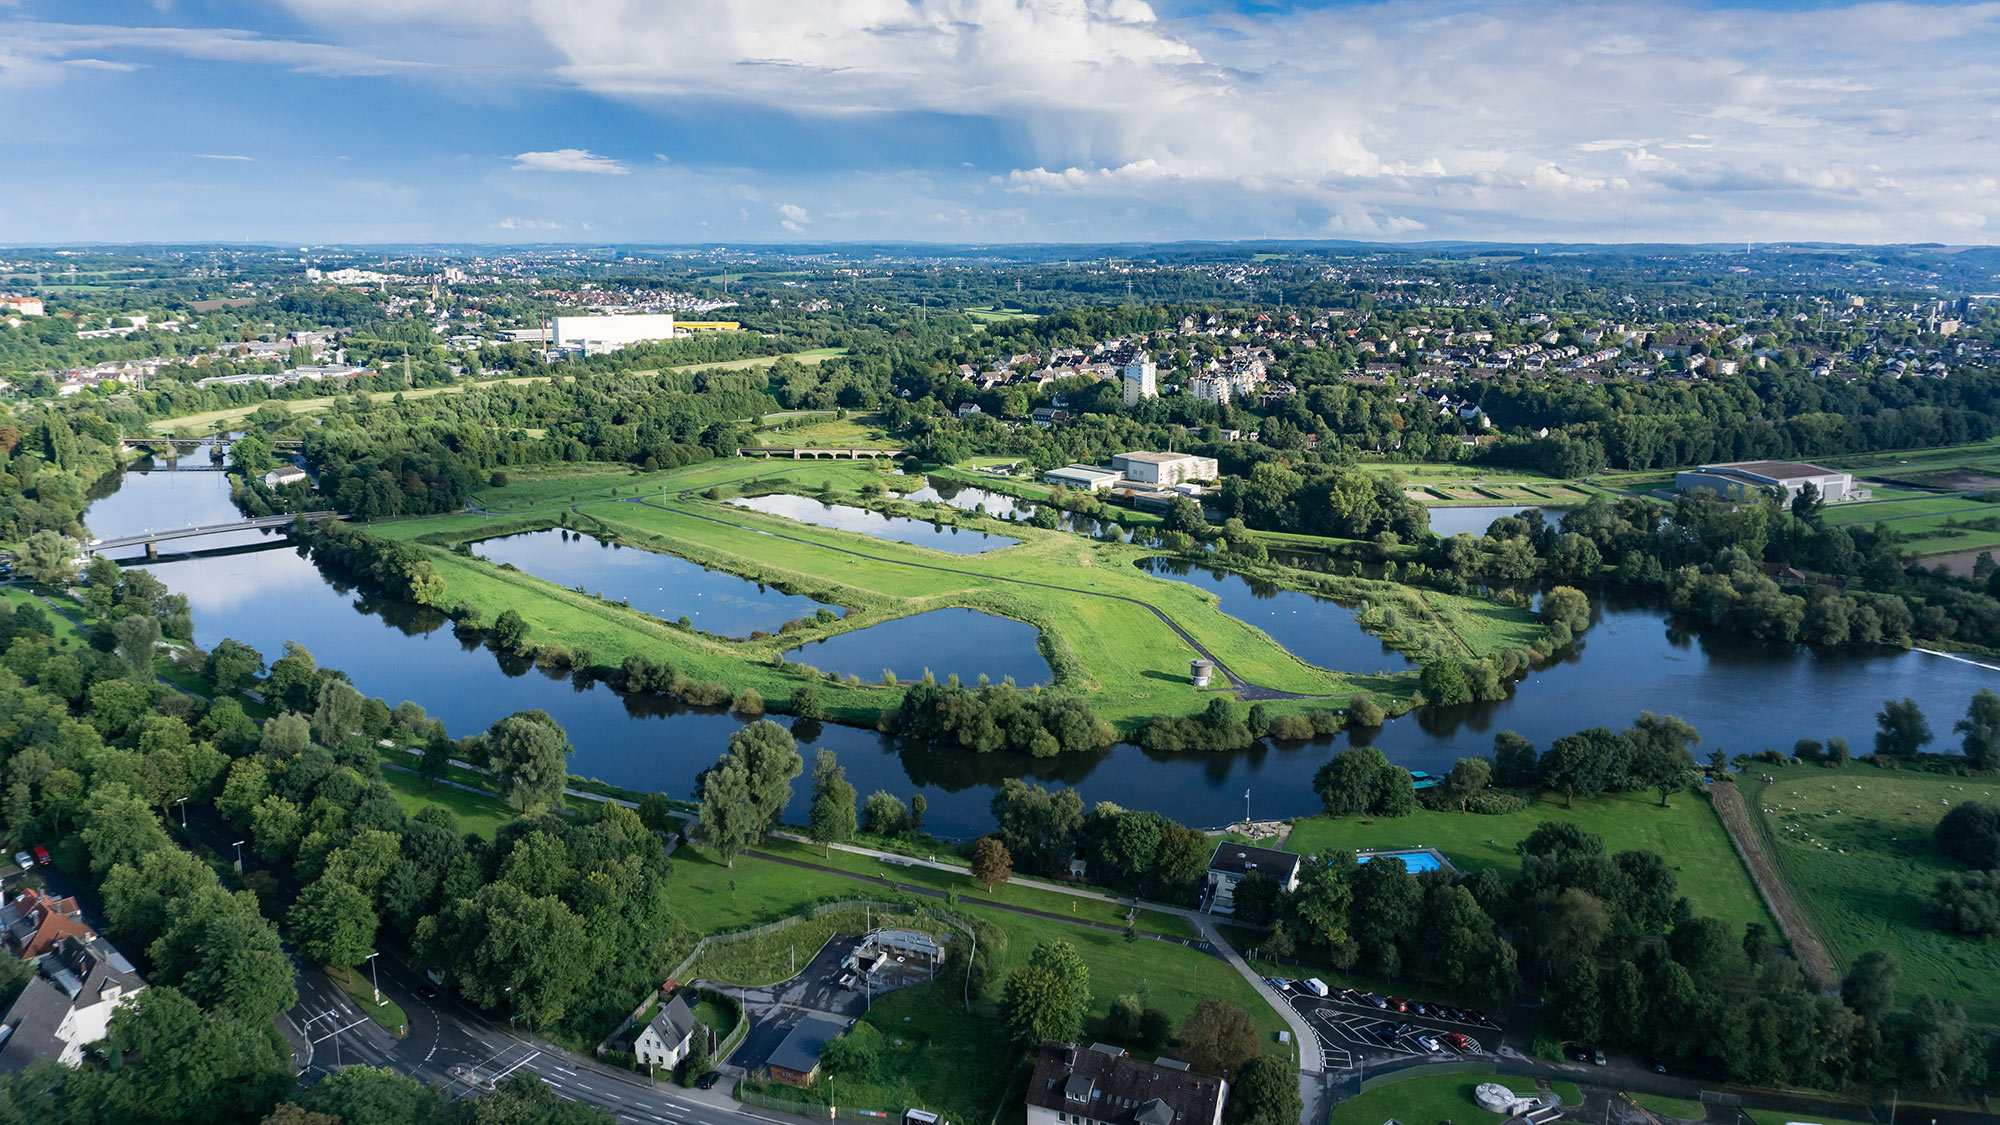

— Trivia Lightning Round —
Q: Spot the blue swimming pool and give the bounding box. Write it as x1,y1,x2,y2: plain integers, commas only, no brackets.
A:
1355,848,1448,874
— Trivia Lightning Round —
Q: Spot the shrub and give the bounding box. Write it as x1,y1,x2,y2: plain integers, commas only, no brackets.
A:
682,680,731,707
732,688,765,717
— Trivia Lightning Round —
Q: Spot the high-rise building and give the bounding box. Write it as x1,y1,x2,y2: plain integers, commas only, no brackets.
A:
1121,355,1157,406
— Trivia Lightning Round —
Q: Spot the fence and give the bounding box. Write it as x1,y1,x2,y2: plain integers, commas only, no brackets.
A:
735,1085,909,1122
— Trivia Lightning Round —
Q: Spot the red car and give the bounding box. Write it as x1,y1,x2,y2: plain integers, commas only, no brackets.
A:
31,846,51,867
1443,1032,1473,1052
1387,997,1409,1013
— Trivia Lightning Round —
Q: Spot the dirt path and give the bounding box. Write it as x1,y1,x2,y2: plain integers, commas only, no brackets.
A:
1708,783,1840,989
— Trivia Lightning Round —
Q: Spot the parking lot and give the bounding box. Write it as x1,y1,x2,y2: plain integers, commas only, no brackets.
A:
1265,979,1502,1069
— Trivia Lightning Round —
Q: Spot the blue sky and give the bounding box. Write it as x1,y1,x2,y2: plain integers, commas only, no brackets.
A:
1,0,1996,244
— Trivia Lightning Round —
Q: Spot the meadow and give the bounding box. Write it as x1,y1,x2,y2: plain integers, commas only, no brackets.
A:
1744,763,2000,1022
1285,787,1776,931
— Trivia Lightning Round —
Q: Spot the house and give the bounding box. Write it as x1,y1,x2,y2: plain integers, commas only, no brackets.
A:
1202,843,1300,916
1674,460,1861,504
0,889,95,960
634,994,699,1070
1025,1042,1226,1125
261,465,310,489
956,403,984,419
1030,407,1071,428
1110,452,1217,488
0,937,145,1073
765,1014,846,1087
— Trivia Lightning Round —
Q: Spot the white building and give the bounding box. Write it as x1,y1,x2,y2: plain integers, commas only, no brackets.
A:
551,314,677,354
1,297,47,317
633,995,698,1070
1674,460,1860,504
1203,843,1300,916
1043,464,1122,491
1026,1042,1225,1125
1111,452,1217,488
1187,375,1230,405
1120,356,1157,406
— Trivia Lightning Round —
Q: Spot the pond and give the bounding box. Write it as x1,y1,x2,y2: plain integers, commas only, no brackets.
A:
784,608,1051,687
473,528,837,639
1426,505,1571,538
1134,557,1412,673
728,493,1021,554
898,477,1033,519
87,447,2000,838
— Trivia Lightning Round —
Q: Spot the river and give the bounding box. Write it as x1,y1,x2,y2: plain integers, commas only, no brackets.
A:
93,451,1998,838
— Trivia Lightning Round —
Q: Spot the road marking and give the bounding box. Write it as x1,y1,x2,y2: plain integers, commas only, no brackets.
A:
493,1051,542,1081
310,1017,371,1044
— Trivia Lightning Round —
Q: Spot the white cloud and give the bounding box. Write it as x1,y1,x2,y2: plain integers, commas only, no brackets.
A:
496,216,568,229
195,153,253,161
509,148,627,174
777,202,810,231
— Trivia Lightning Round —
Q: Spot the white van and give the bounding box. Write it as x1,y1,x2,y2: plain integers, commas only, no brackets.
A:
1303,978,1330,997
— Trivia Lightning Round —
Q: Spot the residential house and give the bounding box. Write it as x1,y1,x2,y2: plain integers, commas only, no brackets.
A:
1202,844,1300,915
0,890,95,960
0,936,145,1073
634,995,699,1070
1024,1042,1226,1125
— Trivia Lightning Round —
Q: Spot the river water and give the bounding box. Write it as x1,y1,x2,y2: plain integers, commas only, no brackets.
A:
96,452,1998,837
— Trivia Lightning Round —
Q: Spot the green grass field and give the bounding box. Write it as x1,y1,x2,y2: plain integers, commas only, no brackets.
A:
380,769,516,839
752,411,895,448
1745,763,2000,1023
1329,1073,1517,1125
1285,789,1776,931
370,461,1552,729
1631,1093,1710,1120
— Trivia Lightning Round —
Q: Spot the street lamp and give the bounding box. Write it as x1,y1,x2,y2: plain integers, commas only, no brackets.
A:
174,796,188,829
366,951,382,1006
230,839,245,873
504,985,517,1029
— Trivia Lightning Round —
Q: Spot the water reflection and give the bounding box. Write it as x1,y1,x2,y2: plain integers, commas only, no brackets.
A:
784,608,1051,687
1135,557,1411,672
1426,505,1570,538
728,493,1021,554
474,528,836,638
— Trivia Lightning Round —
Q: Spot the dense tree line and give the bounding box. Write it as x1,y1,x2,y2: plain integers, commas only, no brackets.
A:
886,676,1116,758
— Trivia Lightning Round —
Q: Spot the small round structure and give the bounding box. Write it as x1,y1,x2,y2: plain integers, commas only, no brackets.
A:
1473,1083,1531,1116
1190,658,1215,687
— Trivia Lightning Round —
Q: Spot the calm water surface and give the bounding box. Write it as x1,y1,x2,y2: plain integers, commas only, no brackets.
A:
784,608,1050,687
474,529,835,639
1135,557,1413,673
93,450,2000,836
728,493,1020,554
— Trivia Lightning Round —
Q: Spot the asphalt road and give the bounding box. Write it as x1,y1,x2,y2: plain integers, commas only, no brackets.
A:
1270,983,1502,1069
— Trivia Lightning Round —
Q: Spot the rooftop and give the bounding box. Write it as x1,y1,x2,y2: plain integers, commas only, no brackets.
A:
1698,460,1842,480
768,1014,846,1075
1112,451,1203,464
1026,1042,1224,1125
1205,843,1300,880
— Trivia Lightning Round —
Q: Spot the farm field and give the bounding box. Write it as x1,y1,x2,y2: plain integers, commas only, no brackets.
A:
369,460,1546,729
1285,788,1776,931
751,411,896,448
961,305,1038,322
1743,763,2000,1023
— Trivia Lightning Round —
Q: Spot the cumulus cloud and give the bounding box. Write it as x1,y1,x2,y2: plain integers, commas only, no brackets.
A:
777,202,810,231
496,217,567,229
195,153,253,161
510,148,627,174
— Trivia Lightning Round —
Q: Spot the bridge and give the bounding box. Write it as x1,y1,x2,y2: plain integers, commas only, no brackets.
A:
739,446,906,460
84,511,340,557
121,437,305,451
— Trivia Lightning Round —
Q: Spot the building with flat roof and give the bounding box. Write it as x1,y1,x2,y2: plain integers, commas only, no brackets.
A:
551,313,677,354
765,1014,846,1088
1675,460,1859,504
1121,357,1157,406
1111,452,1217,488
1044,464,1122,491
1025,1041,1226,1125
1203,843,1300,915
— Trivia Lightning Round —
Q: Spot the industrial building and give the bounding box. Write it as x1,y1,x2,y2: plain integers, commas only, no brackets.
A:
1043,464,1123,491
552,313,677,354
1674,460,1861,504
1111,452,1217,487
1203,843,1300,915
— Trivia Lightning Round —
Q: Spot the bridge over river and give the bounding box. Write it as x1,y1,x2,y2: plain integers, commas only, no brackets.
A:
84,511,339,557
739,446,905,460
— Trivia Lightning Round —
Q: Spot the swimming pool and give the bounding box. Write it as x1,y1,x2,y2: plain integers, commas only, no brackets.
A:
1354,847,1453,874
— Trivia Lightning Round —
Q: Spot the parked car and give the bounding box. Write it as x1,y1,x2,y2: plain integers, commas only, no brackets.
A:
697,1071,722,1090
1361,993,1389,1009
10,851,29,870
1375,1027,1401,1046
31,847,50,867
1647,1059,1667,1074
1302,978,1329,997
1408,1001,1431,1017
1415,1035,1443,1053
1566,1042,1591,1063
1592,1046,1607,1066
1443,1032,1473,1052
1387,997,1409,1013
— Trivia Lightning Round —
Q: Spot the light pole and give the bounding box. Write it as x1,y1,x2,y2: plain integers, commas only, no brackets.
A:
366,951,382,1006
174,796,188,829
231,839,245,874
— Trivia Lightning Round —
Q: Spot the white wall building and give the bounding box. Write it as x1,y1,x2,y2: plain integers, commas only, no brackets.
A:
1674,460,1859,504
1121,357,1157,406
1111,452,1217,487
1187,375,1230,405
634,995,698,1070
552,313,677,354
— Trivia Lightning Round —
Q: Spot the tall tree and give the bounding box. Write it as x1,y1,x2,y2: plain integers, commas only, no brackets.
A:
1955,689,2000,771
727,720,803,841
695,756,754,868
289,876,378,969
971,836,1012,890
1176,1000,1260,1078
1627,712,1701,806
806,749,857,854
1003,940,1091,1046
1875,697,1933,759
485,710,573,813
1228,1053,1304,1125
